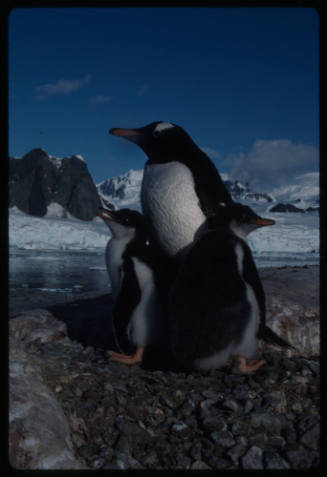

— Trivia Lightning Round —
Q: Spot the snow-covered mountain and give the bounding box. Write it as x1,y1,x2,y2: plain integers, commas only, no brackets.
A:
96,169,319,212
97,169,143,211
96,169,275,211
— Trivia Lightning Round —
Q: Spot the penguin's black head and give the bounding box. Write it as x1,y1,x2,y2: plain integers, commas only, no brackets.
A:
98,207,150,239
109,121,197,164
207,202,275,239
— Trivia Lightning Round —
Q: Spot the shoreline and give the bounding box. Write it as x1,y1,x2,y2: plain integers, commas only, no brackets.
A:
9,264,319,316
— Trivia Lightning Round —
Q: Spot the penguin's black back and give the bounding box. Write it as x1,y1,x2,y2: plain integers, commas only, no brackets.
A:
187,150,233,216
169,228,256,368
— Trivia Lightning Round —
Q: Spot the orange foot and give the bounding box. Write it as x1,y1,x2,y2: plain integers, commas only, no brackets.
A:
234,356,265,374
108,347,144,365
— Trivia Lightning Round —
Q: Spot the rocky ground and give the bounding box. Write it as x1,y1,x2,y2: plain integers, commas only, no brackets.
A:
9,266,320,470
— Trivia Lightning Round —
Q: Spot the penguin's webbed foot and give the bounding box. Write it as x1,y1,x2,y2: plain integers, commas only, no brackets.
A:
108,347,144,365
234,356,265,374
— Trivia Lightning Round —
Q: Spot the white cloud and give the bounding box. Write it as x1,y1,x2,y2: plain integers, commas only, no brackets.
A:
36,74,91,100
88,94,111,105
137,83,149,97
201,146,220,159
225,139,319,191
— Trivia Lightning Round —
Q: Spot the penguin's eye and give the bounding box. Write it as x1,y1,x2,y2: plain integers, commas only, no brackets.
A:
153,130,160,138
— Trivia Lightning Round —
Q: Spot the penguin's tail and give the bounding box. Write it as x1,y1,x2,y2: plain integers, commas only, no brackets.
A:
262,325,296,350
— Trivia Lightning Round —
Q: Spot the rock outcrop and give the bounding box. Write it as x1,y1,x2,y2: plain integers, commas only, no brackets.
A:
269,203,304,213
9,149,101,220
9,310,86,469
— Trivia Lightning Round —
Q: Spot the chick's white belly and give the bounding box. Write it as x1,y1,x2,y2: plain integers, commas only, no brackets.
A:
105,238,128,300
233,243,260,359
141,162,206,255
127,258,163,347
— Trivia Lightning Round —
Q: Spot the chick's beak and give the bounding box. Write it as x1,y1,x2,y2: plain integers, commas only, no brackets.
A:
97,207,118,222
250,217,276,227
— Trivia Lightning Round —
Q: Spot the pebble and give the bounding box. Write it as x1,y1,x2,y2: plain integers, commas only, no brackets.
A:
210,430,235,448
171,422,188,433
226,443,247,463
201,416,227,432
285,445,314,469
222,398,239,413
264,451,290,469
191,460,211,470
300,423,320,450
269,435,286,448
244,399,254,413
241,446,263,469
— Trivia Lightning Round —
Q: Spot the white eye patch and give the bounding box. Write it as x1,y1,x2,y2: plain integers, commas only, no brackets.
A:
154,122,174,133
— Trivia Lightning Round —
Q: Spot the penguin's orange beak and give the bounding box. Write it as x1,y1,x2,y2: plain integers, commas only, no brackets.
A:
250,217,275,227
109,128,142,138
97,207,119,222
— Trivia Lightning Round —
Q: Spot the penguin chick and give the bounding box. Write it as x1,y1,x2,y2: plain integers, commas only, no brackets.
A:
169,203,289,373
109,122,232,257
98,207,166,365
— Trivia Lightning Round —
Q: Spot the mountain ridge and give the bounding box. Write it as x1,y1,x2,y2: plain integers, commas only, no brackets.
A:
9,149,319,219
96,168,319,213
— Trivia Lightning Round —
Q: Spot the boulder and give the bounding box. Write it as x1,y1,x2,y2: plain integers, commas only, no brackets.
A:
9,310,87,469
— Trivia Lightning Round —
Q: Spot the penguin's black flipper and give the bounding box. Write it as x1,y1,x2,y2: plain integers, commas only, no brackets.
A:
262,325,295,350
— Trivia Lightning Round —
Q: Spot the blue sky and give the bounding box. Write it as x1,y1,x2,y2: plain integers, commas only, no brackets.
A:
9,7,319,189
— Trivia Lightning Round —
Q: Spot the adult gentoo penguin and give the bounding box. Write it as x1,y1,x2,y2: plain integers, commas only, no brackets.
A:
168,202,292,373
109,121,233,257
98,206,166,365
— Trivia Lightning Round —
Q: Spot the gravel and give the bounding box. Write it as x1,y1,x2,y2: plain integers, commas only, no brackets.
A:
15,318,319,470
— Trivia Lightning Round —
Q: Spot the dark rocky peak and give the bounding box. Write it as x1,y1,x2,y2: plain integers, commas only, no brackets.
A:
9,149,101,220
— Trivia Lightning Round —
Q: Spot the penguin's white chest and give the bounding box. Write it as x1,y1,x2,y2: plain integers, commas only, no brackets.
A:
141,162,206,256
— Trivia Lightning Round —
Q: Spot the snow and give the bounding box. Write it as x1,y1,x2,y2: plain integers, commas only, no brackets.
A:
97,169,143,211
9,204,319,260
74,154,85,163
48,155,63,169
48,153,86,168
270,172,319,209
45,202,74,219
9,207,109,251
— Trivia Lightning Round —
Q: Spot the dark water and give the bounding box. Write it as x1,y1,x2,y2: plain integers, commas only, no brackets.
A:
9,249,116,350
9,249,110,293
9,249,320,290
9,247,319,315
